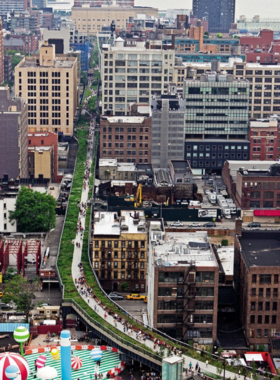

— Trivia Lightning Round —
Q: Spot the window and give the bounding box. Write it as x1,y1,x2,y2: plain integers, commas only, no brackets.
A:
273,302,277,311
251,302,256,310
272,315,277,324
266,288,271,297
250,315,255,324
265,315,270,324
274,275,279,284
258,315,262,324
259,274,271,284
265,302,270,311
252,274,257,283
251,288,256,297
258,302,263,310
273,288,278,297
257,329,262,338
259,288,264,297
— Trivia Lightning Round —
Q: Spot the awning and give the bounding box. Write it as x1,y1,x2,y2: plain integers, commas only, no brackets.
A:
254,210,280,217
245,353,263,361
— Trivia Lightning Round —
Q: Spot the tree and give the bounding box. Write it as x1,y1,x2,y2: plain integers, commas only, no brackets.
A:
9,187,56,232
216,33,223,38
3,267,17,282
2,275,39,321
120,282,129,292
204,31,209,38
221,239,229,246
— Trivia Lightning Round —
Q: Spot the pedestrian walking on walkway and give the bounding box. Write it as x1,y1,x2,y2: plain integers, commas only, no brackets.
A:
206,360,209,368
195,362,199,371
189,362,192,370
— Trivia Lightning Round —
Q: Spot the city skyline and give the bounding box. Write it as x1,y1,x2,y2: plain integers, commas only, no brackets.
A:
135,0,280,19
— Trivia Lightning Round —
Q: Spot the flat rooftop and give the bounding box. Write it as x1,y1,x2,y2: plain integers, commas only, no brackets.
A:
99,159,117,167
94,210,146,236
217,246,234,276
19,57,75,69
170,160,192,173
239,231,280,268
105,116,145,123
151,230,217,267
239,170,274,177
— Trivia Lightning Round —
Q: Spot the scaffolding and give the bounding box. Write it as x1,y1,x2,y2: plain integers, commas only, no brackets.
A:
1,239,41,276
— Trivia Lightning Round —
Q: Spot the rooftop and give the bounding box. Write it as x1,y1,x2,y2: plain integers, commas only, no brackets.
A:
99,159,117,167
151,230,217,267
239,230,280,268
117,162,136,172
18,56,75,69
216,246,234,276
105,116,145,123
170,160,192,174
93,210,146,236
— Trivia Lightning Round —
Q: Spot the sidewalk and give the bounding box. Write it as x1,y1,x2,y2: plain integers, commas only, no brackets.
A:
69,121,237,380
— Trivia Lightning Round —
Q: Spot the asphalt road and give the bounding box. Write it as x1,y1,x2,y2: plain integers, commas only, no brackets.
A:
166,221,280,230
113,298,147,322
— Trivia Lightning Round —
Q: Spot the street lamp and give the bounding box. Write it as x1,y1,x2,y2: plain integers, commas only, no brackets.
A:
223,360,226,380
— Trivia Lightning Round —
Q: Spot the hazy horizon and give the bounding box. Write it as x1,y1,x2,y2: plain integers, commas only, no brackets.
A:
135,0,280,20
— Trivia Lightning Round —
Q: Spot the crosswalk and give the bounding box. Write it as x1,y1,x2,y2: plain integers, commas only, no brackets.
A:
25,349,121,379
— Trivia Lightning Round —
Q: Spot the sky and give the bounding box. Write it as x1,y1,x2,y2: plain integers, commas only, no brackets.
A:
135,0,280,20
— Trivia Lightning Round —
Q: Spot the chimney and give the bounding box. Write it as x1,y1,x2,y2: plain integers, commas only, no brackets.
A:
235,218,243,236
198,22,204,52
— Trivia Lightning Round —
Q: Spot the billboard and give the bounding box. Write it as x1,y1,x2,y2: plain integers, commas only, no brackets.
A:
198,209,218,218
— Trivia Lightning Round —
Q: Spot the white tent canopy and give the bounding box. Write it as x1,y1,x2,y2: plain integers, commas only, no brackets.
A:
245,354,263,362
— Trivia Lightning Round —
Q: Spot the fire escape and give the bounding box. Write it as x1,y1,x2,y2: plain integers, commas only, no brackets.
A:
176,261,196,341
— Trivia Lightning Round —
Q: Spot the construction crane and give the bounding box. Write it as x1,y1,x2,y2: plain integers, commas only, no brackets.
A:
134,183,142,208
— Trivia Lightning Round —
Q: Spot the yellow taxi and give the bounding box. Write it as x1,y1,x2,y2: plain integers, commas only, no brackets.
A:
126,293,146,300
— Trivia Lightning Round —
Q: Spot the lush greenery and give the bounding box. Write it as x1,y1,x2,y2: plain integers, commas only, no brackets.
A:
3,268,17,282
3,276,39,321
5,50,26,69
90,45,99,69
120,282,129,291
87,95,97,113
221,239,229,246
9,187,56,232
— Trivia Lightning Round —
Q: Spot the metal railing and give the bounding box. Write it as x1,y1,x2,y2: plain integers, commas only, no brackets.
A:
62,297,162,364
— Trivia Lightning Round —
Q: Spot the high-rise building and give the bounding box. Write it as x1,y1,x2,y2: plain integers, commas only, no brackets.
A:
183,71,250,173
92,210,147,293
174,59,280,119
101,38,174,116
15,42,78,137
0,86,28,180
151,93,185,168
192,0,235,33
74,0,134,6
0,18,4,85
32,0,47,8
71,5,158,35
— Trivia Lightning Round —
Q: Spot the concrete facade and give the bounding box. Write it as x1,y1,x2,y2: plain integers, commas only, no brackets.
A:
15,42,78,137
102,38,174,116
71,6,158,35
151,94,185,168
0,86,28,179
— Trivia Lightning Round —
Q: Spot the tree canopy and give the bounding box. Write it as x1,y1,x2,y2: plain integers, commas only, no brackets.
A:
2,275,39,321
9,187,56,232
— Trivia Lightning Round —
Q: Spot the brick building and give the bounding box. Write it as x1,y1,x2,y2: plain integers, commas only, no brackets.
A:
235,227,280,350
28,132,62,183
100,116,151,164
92,210,147,293
8,34,38,54
223,163,280,211
248,118,280,161
240,29,280,64
147,223,219,342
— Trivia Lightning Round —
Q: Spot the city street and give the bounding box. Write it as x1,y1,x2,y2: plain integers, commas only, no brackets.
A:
113,298,147,321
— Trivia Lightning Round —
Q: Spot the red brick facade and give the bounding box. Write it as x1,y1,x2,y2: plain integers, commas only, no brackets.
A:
100,116,151,164
248,120,280,161
28,132,62,183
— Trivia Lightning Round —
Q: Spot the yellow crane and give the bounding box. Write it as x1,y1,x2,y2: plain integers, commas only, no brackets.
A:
134,183,142,208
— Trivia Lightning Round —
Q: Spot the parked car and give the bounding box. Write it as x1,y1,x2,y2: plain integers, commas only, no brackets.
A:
247,222,261,228
126,294,146,300
170,221,184,227
181,200,188,205
189,223,201,228
203,222,216,228
204,189,211,195
108,293,124,301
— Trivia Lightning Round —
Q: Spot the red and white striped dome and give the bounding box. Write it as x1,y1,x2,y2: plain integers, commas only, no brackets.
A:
0,352,29,380
71,356,82,370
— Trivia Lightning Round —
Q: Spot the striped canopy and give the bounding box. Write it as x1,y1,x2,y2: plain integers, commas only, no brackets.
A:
0,353,29,380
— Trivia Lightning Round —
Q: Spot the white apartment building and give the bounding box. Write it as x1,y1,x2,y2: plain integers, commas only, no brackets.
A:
174,58,280,119
102,38,175,116
0,197,17,233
